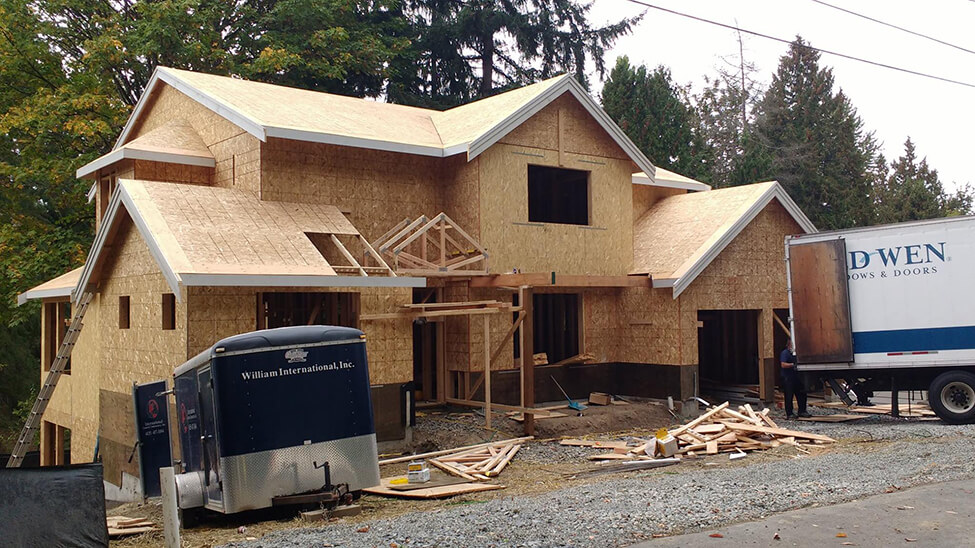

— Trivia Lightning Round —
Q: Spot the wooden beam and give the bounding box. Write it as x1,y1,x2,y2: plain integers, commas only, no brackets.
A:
378,436,534,465
471,273,653,288
371,217,411,250
360,307,505,321
483,315,492,430
773,313,792,338
379,215,428,253
359,235,396,276
330,234,367,277
520,286,535,436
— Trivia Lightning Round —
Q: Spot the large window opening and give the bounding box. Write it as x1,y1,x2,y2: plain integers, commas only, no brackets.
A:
528,165,590,225
533,293,581,364
697,309,760,390
258,292,359,329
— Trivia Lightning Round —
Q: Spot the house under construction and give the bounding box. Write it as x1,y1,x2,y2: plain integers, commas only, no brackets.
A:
18,67,814,495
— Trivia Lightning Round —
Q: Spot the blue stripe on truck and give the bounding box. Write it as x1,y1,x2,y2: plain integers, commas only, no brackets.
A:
853,325,975,354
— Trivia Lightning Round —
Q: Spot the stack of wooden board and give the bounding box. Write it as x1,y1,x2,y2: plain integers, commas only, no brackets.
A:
667,402,834,455
570,401,834,462
106,516,156,537
427,439,523,480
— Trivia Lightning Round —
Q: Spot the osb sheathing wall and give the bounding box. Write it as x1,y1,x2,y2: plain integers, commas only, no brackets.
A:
478,95,637,275
260,138,448,242
124,83,260,195
40,295,101,466
186,286,413,385
615,201,802,367
632,184,686,220
131,159,212,186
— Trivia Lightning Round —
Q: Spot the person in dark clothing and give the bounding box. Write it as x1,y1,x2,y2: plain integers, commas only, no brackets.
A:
780,339,810,419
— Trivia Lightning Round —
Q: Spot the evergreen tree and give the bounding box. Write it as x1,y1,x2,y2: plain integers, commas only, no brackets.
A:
601,57,712,181
390,0,639,107
751,37,877,229
873,138,974,223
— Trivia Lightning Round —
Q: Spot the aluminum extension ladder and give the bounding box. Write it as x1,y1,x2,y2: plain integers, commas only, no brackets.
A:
6,292,93,468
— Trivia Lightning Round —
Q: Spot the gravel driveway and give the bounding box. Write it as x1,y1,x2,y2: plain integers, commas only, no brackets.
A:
223,417,975,548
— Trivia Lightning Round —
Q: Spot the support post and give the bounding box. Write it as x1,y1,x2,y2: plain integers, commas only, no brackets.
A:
483,315,492,430
891,376,900,417
519,287,535,436
160,466,181,548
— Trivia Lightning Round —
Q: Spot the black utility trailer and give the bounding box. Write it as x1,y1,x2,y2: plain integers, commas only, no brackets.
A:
169,326,380,514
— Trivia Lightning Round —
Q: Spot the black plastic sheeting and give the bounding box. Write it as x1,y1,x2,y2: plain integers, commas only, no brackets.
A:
0,463,108,547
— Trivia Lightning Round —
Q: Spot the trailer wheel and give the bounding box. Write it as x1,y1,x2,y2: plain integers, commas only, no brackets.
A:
929,371,975,424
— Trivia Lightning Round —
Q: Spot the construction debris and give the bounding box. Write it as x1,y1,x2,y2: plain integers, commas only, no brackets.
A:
107,516,157,537
428,439,523,480
588,392,612,406
567,401,834,463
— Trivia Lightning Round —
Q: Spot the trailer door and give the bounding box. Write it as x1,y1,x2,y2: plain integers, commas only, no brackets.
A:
198,366,223,510
789,238,854,364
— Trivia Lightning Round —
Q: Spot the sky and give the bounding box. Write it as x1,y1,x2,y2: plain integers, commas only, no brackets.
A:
588,0,974,190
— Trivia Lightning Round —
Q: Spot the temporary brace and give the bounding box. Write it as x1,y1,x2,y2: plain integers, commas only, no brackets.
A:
6,292,93,468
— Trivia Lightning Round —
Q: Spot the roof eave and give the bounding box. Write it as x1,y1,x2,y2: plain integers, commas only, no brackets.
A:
17,286,72,306
180,273,427,288
669,183,817,299
77,147,216,179
264,126,446,158
72,182,183,303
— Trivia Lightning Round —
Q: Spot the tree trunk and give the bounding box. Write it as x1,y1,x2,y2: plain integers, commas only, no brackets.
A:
479,30,495,96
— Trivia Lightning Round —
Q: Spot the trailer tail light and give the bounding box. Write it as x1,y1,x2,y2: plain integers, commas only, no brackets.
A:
887,351,939,356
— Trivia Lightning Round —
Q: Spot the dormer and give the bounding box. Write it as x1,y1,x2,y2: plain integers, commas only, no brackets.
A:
77,120,215,229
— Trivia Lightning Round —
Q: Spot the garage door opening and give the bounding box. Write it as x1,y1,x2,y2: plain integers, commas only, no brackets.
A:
697,310,760,392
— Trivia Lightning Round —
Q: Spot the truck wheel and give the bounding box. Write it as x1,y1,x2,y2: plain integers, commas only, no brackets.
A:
929,371,975,424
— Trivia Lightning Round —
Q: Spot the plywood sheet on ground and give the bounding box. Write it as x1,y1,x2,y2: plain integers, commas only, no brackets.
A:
364,477,504,499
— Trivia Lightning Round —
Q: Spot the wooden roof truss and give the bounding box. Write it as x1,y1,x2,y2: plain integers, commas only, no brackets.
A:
306,232,396,277
373,213,488,276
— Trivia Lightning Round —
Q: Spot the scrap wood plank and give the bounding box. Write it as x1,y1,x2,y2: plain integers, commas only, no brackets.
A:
486,444,521,476
670,402,729,436
365,478,504,499
720,421,836,443
379,436,532,465
796,414,867,423
427,458,478,481
108,526,157,537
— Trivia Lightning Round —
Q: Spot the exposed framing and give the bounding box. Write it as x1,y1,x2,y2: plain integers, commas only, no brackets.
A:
373,213,488,276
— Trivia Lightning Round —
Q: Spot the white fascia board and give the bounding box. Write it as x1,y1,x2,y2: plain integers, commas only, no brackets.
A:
76,147,216,179
635,177,711,192
651,278,676,289
117,185,183,300
77,149,124,179
264,126,446,158
73,187,124,302
73,184,183,303
115,67,267,150
180,273,427,288
466,77,572,160
669,184,817,299
466,76,658,179
564,80,658,179
17,287,72,306
113,70,162,149
87,182,97,203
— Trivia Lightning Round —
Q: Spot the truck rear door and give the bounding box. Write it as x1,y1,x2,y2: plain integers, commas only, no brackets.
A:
788,238,855,364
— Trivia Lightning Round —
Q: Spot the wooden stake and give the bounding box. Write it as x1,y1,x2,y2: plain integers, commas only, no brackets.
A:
483,314,492,430
160,467,180,548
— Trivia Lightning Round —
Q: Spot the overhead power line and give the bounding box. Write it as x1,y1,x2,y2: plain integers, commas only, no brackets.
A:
810,0,975,56
623,0,975,89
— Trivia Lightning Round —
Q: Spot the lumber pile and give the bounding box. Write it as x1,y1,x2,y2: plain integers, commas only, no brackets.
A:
571,402,834,462
668,402,834,455
107,516,157,537
428,439,523,480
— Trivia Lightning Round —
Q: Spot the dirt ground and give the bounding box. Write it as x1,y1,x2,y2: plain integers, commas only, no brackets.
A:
107,399,819,548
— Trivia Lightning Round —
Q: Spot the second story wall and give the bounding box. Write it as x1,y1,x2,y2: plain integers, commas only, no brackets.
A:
126,84,260,194
260,138,448,242
475,94,638,276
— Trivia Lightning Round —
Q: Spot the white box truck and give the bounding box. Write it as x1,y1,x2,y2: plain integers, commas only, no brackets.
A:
785,215,975,423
